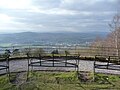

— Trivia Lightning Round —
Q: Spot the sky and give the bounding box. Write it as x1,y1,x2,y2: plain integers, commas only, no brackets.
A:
0,0,119,33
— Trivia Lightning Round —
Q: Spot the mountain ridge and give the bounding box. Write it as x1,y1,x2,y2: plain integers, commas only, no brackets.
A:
0,32,108,46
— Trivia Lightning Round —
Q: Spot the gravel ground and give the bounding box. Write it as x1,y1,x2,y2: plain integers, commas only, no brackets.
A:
0,59,120,75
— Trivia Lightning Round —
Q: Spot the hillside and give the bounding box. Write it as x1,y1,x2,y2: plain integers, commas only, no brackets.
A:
0,32,108,46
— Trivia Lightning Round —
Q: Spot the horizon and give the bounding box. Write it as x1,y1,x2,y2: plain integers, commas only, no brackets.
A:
0,0,119,34
0,31,110,34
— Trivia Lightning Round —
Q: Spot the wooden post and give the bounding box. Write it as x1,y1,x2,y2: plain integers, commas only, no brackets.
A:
31,58,33,73
93,55,96,82
7,57,10,82
4,50,11,82
107,56,110,69
39,54,42,66
27,53,30,81
65,53,67,67
76,60,79,73
77,55,80,72
93,61,95,82
53,53,54,66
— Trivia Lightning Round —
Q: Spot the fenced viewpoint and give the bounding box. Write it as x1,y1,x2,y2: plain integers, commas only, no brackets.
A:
0,45,120,81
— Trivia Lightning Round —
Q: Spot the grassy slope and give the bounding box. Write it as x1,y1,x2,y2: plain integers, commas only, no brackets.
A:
0,72,120,90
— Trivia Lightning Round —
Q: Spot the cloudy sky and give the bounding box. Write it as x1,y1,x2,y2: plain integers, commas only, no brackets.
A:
0,0,119,33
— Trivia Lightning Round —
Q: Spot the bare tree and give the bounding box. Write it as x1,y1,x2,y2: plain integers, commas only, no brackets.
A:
90,1,120,56
91,36,103,47
109,14,120,56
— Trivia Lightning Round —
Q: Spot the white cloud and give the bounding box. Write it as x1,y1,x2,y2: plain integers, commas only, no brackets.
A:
0,0,118,33
0,0,31,9
29,6,116,16
0,14,44,33
29,7,96,16
29,7,78,15
61,0,98,6
0,21,43,29
0,13,13,23
61,0,117,4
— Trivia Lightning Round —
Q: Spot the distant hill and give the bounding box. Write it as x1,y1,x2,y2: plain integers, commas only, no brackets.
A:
0,32,108,46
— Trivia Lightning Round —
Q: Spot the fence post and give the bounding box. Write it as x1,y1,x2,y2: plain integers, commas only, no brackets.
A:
65,53,67,67
93,55,96,82
39,54,42,66
77,54,80,72
6,57,10,82
27,53,30,81
52,53,54,66
107,56,110,69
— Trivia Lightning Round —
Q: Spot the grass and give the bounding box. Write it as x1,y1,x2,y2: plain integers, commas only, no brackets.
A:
0,75,17,90
0,71,120,90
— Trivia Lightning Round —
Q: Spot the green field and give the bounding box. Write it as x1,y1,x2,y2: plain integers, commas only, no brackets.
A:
0,71,120,90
